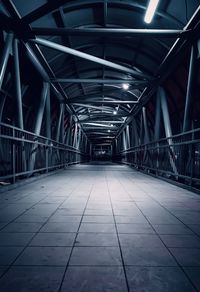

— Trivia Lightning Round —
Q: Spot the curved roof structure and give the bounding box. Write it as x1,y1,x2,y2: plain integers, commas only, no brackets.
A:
0,0,200,144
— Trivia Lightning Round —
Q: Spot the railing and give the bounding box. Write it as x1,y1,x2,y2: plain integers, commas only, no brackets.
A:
114,128,200,190
0,123,89,183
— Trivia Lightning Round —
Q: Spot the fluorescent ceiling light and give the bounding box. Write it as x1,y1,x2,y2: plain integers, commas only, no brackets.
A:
113,110,117,115
122,83,129,90
144,0,159,24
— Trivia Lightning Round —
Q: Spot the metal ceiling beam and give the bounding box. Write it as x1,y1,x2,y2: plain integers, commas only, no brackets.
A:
32,27,191,38
65,87,139,100
31,38,149,79
78,115,128,121
78,120,124,124
74,103,113,111
52,78,148,85
83,126,118,130
69,100,138,105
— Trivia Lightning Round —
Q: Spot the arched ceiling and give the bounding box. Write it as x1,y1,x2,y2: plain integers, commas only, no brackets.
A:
0,0,200,144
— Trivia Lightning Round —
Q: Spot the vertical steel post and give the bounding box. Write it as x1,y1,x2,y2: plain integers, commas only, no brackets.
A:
77,126,81,149
45,84,51,139
13,38,24,130
160,86,178,175
29,82,48,174
45,84,50,172
183,44,198,132
73,122,78,148
126,125,130,149
34,82,49,135
0,33,13,90
142,107,150,143
139,113,144,145
160,87,172,138
13,38,27,172
154,91,161,141
12,127,16,183
123,130,127,151
132,118,139,146
56,103,64,142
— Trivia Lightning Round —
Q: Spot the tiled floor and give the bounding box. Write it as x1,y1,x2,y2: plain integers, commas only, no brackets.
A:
0,163,200,291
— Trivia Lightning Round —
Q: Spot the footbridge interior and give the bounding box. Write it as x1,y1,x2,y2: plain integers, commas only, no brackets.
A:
0,1,200,291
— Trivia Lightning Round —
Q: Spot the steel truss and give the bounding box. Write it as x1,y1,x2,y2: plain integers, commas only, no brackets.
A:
0,0,199,188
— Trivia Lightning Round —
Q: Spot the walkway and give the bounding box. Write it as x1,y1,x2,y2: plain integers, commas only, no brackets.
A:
0,163,200,291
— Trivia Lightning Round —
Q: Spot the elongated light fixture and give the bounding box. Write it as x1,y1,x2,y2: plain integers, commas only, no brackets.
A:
144,0,159,24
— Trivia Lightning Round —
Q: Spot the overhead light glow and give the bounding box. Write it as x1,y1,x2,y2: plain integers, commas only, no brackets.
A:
122,83,129,90
108,129,111,133
111,124,114,127
113,110,117,115
144,0,159,23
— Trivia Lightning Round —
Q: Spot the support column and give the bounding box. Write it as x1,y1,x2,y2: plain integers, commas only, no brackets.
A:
142,107,150,143
159,87,178,175
132,118,139,147
45,85,51,139
139,113,144,145
123,130,127,151
13,39,24,130
13,38,27,173
73,122,78,148
56,103,64,142
126,125,130,149
34,82,49,135
154,92,161,141
45,85,51,172
29,82,49,173
160,87,172,138
0,33,13,90
183,44,198,132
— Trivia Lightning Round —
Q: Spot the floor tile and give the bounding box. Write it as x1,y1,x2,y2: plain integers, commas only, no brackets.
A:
160,235,200,248
0,266,8,277
126,266,196,292
0,233,35,246
79,223,116,233
49,215,82,223
69,247,122,266
75,233,119,246
84,209,113,216
147,216,181,225
40,222,79,233
61,266,127,292
1,222,42,233
117,223,155,234
119,234,164,247
122,246,177,266
184,267,200,291
14,246,71,266
15,215,49,223
82,215,114,223
0,266,64,292
57,208,84,215
170,248,200,266
188,225,200,236
153,224,193,235
115,216,148,224
29,233,76,246
0,247,23,265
